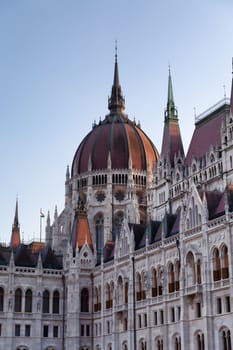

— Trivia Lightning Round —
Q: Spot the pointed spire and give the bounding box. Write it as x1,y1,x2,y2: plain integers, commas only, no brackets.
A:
108,41,125,114
161,69,184,166
70,191,93,252
10,199,21,248
66,165,70,181
165,66,178,121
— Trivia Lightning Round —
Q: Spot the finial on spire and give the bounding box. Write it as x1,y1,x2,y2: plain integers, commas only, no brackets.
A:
165,66,177,121
115,40,118,62
232,57,233,76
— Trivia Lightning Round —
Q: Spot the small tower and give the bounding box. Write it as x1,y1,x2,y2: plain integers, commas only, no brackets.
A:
10,199,21,248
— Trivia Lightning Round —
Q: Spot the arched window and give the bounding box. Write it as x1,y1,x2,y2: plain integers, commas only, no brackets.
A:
196,332,205,350
158,267,163,295
151,268,158,297
53,290,60,314
14,288,22,312
197,259,202,284
221,245,229,279
113,211,124,240
122,342,128,350
42,290,50,313
222,329,231,350
213,248,221,281
186,252,196,286
25,289,32,313
175,336,181,350
136,273,142,301
117,276,123,305
0,287,4,312
95,214,104,263
156,338,163,350
105,283,111,309
168,263,175,293
124,281,128,304
174,260,180,291
81,288,89,312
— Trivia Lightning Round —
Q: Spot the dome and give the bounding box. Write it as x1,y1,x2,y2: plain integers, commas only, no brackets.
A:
71,56,159,176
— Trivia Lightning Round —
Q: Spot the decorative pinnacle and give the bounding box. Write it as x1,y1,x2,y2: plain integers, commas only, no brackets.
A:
165,66,177,121
115,40,118,62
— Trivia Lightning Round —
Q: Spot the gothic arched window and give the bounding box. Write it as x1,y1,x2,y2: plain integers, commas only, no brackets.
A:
14,288,22,312
42,290,50,314
52,290,60,314
95,214,104,263
25,289,32,313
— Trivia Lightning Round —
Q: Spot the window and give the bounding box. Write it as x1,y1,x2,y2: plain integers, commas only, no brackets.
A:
177,306,181,320
171,307,175,322
52,290,59,314
217,297,222,314
0,323,1,336
197,333,205,350
95,214,104,263
14,288,22,312
53,325,58,338
86,324,90,336
138,314,142,328
15,324,20,336
144,314,147,327
25,325,31,337
42,290,50,313
81,324,85,336
25,289,32,313
160,310,164,324
226,296,231,312
154,311,158,325
196,302,201,318
0,288,4,311
43,325,49,337
222,329,231,350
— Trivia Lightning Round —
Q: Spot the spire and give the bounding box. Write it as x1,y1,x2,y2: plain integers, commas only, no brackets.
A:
70,192,93,252
108,42,125,114
161,69,184,166
165,66,177,121
10,199,21,248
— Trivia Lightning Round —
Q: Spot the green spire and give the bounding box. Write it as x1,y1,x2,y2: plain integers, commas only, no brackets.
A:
165,66,178,121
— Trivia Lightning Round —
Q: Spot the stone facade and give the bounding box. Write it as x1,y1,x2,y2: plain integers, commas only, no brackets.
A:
0,58,233,350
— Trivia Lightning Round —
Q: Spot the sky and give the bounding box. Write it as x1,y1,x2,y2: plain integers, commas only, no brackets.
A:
0,0,233,244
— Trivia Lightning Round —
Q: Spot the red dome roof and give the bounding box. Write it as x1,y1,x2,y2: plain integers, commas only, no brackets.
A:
71,55,158,176
71,114,158,176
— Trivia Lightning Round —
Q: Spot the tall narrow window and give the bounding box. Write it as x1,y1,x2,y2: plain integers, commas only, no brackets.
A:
222,245,229,279
0,288,4,312
81,288,89,312
42,290,50,314
213,248,221,281
25,289,32,313
53,291,60,314
14,288,22,312
95,214,104,263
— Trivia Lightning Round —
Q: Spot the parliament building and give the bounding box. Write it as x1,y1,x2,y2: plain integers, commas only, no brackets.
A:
0,55,233,350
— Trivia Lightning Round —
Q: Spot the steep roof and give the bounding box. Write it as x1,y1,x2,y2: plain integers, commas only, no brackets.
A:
185,101,229,166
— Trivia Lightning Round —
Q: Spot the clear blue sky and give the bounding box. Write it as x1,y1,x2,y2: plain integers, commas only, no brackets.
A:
0,0,233,243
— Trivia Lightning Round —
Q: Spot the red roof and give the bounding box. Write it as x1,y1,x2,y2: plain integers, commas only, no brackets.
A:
161,120,184,163
72,115,158,175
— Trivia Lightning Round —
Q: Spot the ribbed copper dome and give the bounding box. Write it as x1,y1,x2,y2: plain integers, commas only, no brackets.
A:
71,55,158,176
71,114,158,176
